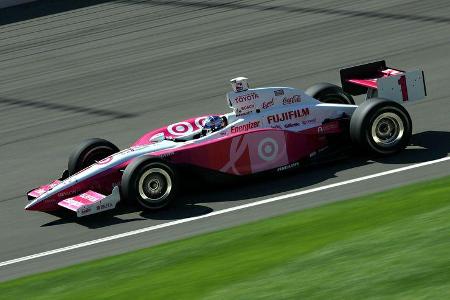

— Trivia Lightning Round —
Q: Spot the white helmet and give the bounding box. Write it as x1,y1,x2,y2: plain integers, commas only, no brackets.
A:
230,77,249,92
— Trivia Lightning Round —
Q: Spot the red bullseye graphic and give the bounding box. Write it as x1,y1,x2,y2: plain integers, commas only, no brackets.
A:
258,137,278,161
167,121,193,136
97,156,113,165
195,117,207,129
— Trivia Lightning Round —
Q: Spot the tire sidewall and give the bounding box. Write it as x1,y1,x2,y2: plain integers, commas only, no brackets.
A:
350,99,412,155
305,82,355,105
68,138,119,175
121,157,178,210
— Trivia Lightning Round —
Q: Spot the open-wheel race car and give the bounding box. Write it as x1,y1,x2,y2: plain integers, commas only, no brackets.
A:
26,60,427,217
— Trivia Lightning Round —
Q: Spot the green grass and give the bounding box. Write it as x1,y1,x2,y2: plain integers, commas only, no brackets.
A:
1,176,450,300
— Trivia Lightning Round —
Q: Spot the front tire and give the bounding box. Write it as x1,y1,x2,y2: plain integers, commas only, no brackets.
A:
350,98,412,155
305,82,355,104
121,157,179,210
68,138,119,175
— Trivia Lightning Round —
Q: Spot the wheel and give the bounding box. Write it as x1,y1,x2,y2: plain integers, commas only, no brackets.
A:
68,138,119,175
121,156,179,210
305,82,355,104
350,98,412,155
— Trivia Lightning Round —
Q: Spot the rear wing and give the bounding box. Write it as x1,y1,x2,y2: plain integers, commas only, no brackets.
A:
340,60,427,102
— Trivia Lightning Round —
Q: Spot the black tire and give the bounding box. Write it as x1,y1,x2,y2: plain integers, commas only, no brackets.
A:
68,138,119,175
305,82,355,104
350,98,412,155
121,156,179,210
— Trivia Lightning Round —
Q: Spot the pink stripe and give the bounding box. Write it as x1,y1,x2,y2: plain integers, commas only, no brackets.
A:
28,180,62,198
71,196,94,205
58,201,81,211
57,190,106,211
348,79,378,89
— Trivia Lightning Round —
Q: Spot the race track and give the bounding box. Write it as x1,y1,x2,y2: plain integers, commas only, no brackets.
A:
0,0,449,281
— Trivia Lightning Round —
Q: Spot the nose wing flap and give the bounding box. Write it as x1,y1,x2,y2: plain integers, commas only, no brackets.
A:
27,180,61,200
57,187,120,217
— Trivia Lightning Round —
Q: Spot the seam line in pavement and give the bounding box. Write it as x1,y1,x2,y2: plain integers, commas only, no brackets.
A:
1,156,449,268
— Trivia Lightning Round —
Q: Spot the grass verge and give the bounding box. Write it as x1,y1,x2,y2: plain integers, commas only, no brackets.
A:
1,176,449,299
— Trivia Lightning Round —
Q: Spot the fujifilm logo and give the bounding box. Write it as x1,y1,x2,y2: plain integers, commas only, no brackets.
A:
267,108,310,124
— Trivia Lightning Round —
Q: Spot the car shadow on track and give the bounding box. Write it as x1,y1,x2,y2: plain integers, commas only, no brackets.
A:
42,203,213,229
185,130,450,205
41,130,449,228
0,0,113,25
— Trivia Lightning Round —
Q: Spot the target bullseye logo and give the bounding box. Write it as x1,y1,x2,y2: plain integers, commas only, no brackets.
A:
97,156,113,165
167,121,193,136
258,137,278,161
194,117,207,128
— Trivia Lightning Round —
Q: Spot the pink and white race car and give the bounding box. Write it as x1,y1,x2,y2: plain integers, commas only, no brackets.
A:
26,61,427,217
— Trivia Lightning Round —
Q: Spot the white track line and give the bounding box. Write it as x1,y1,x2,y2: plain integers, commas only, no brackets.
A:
1,156,449,268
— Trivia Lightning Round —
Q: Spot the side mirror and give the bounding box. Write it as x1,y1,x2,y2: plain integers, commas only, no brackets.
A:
149,132,165,143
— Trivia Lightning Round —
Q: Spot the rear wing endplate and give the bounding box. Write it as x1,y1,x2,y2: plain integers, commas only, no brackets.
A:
340,60,427,103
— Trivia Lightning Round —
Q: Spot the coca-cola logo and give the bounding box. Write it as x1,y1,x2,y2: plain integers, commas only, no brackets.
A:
234,92,259,103
282,95,301,105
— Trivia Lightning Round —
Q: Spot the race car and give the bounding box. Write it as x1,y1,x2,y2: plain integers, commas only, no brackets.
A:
25,60,427,217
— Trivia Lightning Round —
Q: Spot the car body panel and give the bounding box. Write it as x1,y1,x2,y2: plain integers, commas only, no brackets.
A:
26,86,357,214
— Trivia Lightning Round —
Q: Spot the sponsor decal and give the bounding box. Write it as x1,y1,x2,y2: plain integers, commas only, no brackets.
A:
323,122,339,131
159,152,174,158
58,190,80,198
271,125,282,129
274,89,284,96
302,118,316,125
96,202,113,211
241,104,255,111
234,92,259,103
80,207,92,215
267,108,310,124
236,104,255,116
277,162,300,172
284,122,300,129
231,121,260,133
282,95,301,105
258,138,278,161
317,122,339,134
261,98,274,110
236,111,251,117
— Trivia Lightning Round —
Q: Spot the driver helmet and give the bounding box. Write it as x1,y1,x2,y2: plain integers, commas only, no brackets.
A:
203,115,225,133
230,77,249,92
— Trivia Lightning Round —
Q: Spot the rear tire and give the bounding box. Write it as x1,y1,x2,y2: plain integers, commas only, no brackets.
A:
121,157,179,210
305,82,355,104
350,98,412,155
68,138,119,175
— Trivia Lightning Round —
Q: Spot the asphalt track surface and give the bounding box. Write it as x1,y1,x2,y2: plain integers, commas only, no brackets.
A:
0,0,449,281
